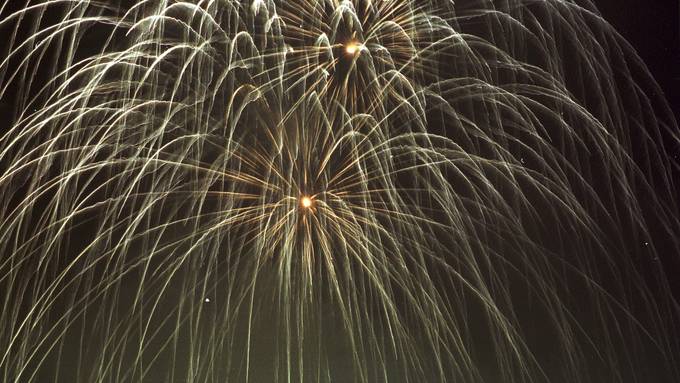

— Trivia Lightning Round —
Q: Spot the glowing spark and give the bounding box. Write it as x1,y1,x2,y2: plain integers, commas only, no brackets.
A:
345,41,363,56
300,196,313,209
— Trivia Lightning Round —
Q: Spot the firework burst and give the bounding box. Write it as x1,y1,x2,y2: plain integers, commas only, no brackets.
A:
1,0,679,382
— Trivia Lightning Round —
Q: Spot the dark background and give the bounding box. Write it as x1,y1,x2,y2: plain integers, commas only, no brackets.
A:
596,0,680,300
597,0,679,124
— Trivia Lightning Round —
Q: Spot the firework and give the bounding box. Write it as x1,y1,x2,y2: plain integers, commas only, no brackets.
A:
1,0,678,382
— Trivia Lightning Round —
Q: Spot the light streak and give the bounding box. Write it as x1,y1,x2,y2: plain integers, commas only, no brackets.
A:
0,0,678,382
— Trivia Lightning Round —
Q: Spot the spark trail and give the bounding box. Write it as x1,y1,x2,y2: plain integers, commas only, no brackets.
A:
0,0,679,382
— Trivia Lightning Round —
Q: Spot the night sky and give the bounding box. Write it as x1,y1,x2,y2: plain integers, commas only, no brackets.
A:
598,0,680,297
